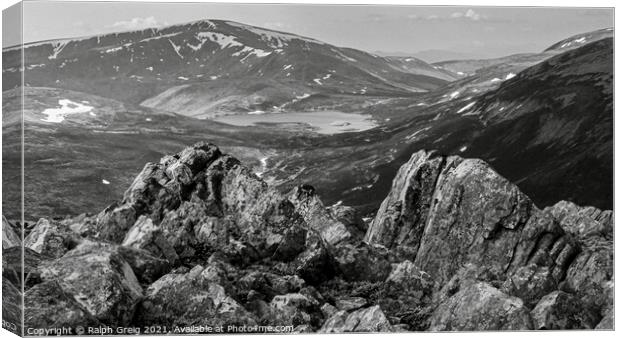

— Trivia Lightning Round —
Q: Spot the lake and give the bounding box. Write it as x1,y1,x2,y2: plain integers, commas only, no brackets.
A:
213,111,377,134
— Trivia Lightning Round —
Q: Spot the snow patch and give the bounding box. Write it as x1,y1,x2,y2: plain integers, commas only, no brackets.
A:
102,179,110,185
505,72,516,80
456,101,476,114
41,99,94,123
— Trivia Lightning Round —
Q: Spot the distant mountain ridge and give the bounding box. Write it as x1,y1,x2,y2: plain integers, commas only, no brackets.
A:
3,19,453,118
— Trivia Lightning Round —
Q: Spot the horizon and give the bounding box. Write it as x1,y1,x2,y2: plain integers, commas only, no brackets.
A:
2,2,614,61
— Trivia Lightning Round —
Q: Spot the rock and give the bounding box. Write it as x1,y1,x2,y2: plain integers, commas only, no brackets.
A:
136,265,256,327
289,185,351,245
328,204,367,239
563,237,612,312
384,260,434,305
545,200,612,239
122,215,179,264
2,277,22,335
319,305,393,333
90,203,138,242
332,243,392,282
25,281,99,330
116,246,173,285
2,215,21,249
429,282,533,331
501,264,558,307
335,296,367,311
268,293,321,327
596,310,614,330
23,218,81,258
39,241,143,326
3,247,44,289
530,291,599,329
294,230,335,285
365,151,448,254
320,303,338,317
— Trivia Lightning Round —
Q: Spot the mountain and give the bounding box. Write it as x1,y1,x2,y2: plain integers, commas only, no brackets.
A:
259,37,613,213
432,28,613,76
3,142,612,333
3,19,452,118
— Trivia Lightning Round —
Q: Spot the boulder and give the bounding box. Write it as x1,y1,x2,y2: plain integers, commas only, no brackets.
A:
2,215,21,249
545,200,612,239
328,204,367,239
39,241,143,325
332,242,393,282
335,296,367,311
122,215,179,264
25,281,100,330
268,293,320,327
24,218,81,258
136,265,256,327
530,291,599,329
3,247,44,289
384,260,434,305
289,185,351,245
429,282,533,331
596,310,614,330
365,151,448,254
319,305,393,333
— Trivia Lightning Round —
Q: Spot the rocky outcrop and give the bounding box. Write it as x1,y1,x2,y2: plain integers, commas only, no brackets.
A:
366,149,612,331
530,291,599,329
429,282,533,331
14,143,612,332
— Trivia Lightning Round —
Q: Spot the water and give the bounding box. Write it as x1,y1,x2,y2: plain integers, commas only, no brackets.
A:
213,111,377,134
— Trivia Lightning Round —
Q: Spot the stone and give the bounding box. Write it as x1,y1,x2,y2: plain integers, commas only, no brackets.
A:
545,200,612,239
24,218,81,258
25,281,100,330
39,241,143,326
429,282,533,331
331,242,392,282
122,215,179,264
319,305,393,333
289,185,351,245
2,215,20,249
596,310,614,330
335,296,367,311
530,291,599,329
136,265,256,327
384,260,434,305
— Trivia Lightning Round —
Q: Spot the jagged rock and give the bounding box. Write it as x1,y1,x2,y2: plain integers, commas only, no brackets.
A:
319,305,393,333
563,236,613,312
2,215,21,248
321,303,338,317
545,200,613,239
294,230,334,285
268,293,321,327
39,241,143,326
332,242,392,282
116,246,173,285
501,264,558,307
384,260,434,305
25,281,100,329
596,310,614,330
23,218,81,258
335,296,367,311
429,282,533,331
137,265,257,327
365,151,447,254
2,277,22,335
289,185,351,245
530,291,599,329
328,204,367,239
122,215,179,264
3,247,43,289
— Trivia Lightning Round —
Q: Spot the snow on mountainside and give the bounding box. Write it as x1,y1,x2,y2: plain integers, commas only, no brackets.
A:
3,19,451,117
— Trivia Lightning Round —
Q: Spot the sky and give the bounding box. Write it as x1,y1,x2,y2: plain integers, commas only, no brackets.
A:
4,1,614,60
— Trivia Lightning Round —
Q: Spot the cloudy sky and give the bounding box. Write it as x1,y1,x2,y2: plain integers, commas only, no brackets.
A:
6,1,614,60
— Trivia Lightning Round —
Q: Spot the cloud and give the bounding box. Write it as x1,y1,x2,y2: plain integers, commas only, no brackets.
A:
108,16,167,30
406,9,486,22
